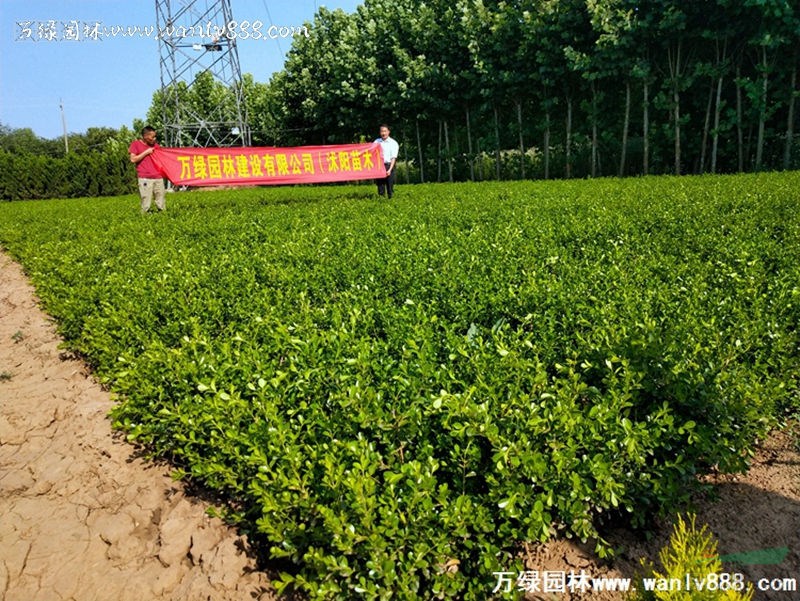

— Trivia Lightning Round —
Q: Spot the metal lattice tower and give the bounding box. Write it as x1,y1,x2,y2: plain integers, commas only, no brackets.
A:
156,0,250,147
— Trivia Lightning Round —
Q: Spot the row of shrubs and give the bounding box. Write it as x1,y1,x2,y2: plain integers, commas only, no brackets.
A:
0,150,136,201
1,175,797,598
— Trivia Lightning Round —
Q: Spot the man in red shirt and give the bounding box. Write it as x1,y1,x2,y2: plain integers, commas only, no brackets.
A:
129,125,166,213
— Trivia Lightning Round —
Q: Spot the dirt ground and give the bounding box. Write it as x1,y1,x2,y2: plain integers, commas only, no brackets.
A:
1,248,798,601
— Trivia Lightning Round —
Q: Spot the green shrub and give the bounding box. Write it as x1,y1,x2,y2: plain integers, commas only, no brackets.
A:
631,514,754,601
0,174,798,598
0,150,135,200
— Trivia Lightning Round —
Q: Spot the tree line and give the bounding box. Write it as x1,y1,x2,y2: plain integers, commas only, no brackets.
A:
0,125,137,201
268,0,799,180
4,0,798,199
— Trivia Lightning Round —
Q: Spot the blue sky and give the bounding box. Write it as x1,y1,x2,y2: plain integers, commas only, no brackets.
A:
1,0,361,140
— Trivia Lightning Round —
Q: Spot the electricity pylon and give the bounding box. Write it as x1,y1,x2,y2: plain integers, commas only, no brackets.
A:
155,0,250,147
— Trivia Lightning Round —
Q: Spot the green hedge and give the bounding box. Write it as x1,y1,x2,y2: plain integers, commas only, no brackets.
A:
0,174,798,599
0,150,136,200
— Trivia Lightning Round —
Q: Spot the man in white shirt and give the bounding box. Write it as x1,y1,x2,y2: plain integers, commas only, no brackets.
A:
374,124,399,199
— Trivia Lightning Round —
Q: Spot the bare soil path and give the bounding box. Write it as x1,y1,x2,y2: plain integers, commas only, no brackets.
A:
0,251,272,601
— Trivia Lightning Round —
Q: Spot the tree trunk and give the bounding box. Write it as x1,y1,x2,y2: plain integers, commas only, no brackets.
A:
755,46,768,171
736,63,744,172
643,81,650,176
711,38,727,174
668,39,683,176
465,106,474,181
444,120,453,182
700,83,713,173
711,74,724,174
477,139,483,181
437,119,442,182
591,80,597,177
493,104,501,180
416,118,425,184
674,86,681,175
565,95,573,179
544,107,551,180
516,100,525,179
402,128,410,184
619,81,630,177
784,60,797,171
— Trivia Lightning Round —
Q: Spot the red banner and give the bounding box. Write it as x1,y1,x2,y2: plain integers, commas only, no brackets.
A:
151,143,386,186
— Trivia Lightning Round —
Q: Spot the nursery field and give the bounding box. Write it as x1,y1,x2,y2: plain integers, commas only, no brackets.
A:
1,173,799,599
